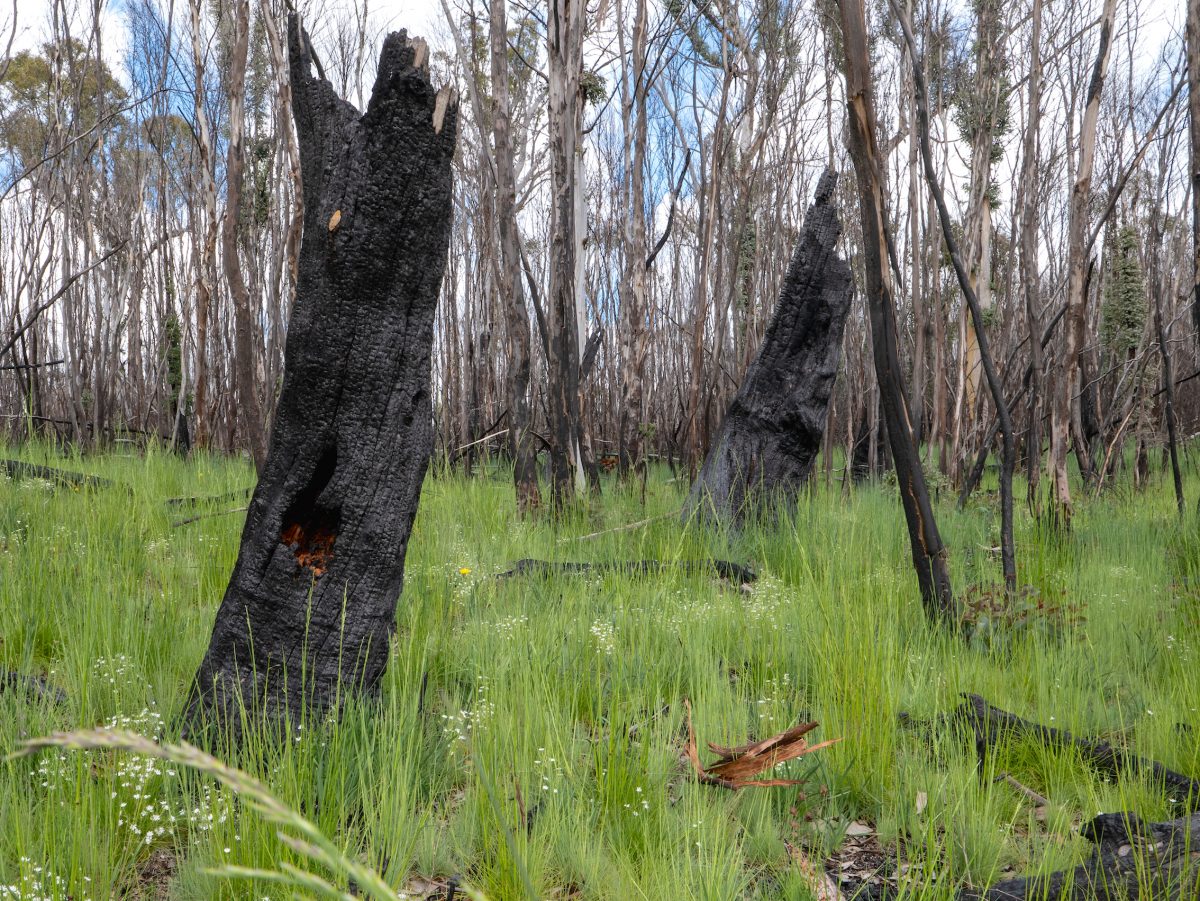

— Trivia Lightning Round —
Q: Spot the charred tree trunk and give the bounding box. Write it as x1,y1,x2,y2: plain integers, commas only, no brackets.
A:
837,0,956,622
685,171,853,524
892,0,1017,590
184,18,458,730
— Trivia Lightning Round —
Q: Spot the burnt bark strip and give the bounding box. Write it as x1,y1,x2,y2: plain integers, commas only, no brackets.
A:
961,812,1200,900
184,18,457,729
685,171,853,525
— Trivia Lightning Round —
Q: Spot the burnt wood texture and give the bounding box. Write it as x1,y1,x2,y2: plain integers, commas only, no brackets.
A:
185,17,457,729
685,170,852,524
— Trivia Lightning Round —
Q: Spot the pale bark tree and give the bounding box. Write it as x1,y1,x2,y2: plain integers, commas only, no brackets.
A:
1019,0,1046,509
1050,0,1118,528
223,0,268,471
188,0,219,448
1189,0,1200,356
616,0,650,483
491,0,541,512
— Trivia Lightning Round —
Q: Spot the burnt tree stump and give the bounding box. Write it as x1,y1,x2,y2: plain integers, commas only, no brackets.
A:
184,18,457,729
685,170,853,524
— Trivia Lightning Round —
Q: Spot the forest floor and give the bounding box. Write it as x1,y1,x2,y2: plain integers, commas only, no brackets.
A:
0,443,1198,900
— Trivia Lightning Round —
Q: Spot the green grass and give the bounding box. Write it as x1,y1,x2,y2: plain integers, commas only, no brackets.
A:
0,442,1198,899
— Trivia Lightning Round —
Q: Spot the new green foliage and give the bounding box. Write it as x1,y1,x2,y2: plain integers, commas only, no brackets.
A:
1101,225,1148,359
0,444,1197,898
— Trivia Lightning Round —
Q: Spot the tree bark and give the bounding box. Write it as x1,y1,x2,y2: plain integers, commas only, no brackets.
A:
1019,0,1045,512
685,170,853,525
892,0,1017,590
185,18,458,729
188,0,218,448
546,0,586,508
223,0,268,472
489,0,540,515
1150,210,1184,515
1189,0,1200,358
616,0,651,484
836,0,955,623
1050,0,1117,529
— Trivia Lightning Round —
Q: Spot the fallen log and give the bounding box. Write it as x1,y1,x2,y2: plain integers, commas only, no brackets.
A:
0,459,110,490
165,487,253,508
958,693,1200,808
171,506,249,529
0,670,66,704
961,811,1200,900
499,558,757,584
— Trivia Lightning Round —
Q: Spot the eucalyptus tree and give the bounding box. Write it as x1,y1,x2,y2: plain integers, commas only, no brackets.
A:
1050,0,1118,529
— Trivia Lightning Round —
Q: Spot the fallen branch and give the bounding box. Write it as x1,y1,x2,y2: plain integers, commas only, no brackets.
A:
556,512,676,544
683,699,840,789
499,558,757,584
0,359,64,370
454,428,509,454
172,506,249,528
960,811,1200,900
958,693,1200,808
995,772,1049,807
165,487,252,508
1,670,66,704
0,459,110,490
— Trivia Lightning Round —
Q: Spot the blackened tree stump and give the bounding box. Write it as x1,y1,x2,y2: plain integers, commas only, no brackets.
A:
184,17,457,730
685,170,853,525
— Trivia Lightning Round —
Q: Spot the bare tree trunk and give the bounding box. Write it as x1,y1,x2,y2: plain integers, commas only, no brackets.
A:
1151,204,1184,515
223,0,267,472
185,20,458,729
189,0,218,448
546,0,585,508
1020,0,1045,511
617,0,650,483
1189,0,1200,358
892,0,1017,589
490,0,540,513
1050,0,1117,529
837,0,956,622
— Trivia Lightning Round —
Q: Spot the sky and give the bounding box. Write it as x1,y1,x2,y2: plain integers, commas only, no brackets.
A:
6,0,445,74
372,0,440,38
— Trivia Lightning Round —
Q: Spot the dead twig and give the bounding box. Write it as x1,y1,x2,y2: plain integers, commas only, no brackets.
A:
556,511,676,544
172,506,248,528
995,772,1050,806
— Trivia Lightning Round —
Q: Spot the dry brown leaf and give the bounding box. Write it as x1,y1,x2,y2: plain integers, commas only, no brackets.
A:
683,699,841,790
787,842,845,901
